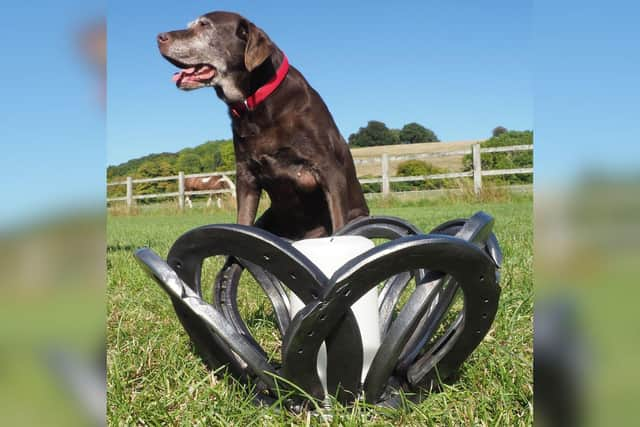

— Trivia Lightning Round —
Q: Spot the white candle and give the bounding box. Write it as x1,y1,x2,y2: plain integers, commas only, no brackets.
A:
289,236,381,397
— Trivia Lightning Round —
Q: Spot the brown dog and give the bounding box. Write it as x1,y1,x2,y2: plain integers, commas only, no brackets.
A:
157,11,369,240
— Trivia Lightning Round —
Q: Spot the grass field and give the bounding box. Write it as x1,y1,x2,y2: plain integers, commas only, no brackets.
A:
107,195,532,426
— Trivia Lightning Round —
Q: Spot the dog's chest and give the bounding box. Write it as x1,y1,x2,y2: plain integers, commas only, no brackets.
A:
246,146,319,193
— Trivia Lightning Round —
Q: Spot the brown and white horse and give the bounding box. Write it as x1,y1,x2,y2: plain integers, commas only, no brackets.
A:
184,175,235,208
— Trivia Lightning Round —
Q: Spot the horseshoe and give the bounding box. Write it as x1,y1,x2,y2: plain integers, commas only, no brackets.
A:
134,212,502,407
163,224,362,399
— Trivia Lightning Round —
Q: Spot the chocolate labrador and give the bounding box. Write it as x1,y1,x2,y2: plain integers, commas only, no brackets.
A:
157,11,369,240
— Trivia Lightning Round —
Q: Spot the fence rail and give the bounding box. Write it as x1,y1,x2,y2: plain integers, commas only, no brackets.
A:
107,143,532,209
107,171,237,208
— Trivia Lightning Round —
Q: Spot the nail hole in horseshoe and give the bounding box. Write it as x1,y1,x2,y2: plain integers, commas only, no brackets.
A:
481,313,488,319
297,348,303,354
263,254,270,261
290,272,297,280
174,261,183,270
319,314,326,321
307,331,314,337
479,275,485,282
311,292,318,300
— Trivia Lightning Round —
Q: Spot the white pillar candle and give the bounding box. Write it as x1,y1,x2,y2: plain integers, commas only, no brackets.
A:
289,236,381,397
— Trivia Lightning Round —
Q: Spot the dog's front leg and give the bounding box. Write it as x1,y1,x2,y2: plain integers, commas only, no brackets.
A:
322,174,349,233
235,165,261,226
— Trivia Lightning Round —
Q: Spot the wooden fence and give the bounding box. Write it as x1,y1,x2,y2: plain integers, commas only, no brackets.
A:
107,170,237,209
355,143,533,195
107,143,532,208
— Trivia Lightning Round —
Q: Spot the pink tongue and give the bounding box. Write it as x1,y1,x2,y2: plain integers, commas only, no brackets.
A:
172,67,196,82
195,67,216,80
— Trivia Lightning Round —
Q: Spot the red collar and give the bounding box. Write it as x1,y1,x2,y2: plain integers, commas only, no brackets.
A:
230,54,290,118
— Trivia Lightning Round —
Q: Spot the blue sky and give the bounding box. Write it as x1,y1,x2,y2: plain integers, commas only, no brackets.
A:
108,1,532,166
2,1,638,228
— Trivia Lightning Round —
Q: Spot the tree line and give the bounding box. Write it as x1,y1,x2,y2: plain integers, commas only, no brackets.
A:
107,139,235,198
360,128,532,192
107,120,440,183
108,139,235,179
348,121,439,147
107,124,531,199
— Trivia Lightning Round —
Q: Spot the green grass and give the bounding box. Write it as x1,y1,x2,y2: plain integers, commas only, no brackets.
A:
107,195,532,426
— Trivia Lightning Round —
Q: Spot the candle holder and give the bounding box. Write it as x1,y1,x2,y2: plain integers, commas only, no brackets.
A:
134,211,502,409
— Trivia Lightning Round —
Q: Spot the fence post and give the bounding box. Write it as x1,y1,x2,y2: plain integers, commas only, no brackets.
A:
126,176,133,210
178,171,185,210
381,153,390,196
472,143,482,195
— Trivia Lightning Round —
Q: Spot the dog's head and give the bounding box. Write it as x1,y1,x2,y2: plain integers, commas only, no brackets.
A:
157,11,275,102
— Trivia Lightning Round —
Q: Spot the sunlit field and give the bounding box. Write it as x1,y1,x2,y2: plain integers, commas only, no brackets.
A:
107,194,532,425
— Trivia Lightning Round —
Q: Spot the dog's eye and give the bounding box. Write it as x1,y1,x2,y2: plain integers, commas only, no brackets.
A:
199,20,209,27
237,21,249,39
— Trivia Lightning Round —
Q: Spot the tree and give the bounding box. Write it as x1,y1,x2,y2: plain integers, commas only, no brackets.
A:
136,159,175,178
390,128,402,144
492,126,508,137
348,121,397,147
463,130,533,185
398,123,439,144
176,151,204,173
396,160,453,190
214,141,235,171
135,160,177,196
194,139,229,169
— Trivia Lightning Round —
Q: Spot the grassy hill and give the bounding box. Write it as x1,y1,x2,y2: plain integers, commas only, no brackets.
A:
107,131,531,201
107,151,179,178
107,139,234,181
108,139,481,181
351,140,481,177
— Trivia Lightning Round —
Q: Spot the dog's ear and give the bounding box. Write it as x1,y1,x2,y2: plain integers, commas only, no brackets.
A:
243,22,273,71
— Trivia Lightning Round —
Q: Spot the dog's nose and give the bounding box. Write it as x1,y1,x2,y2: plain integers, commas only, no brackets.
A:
157,32,170,43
